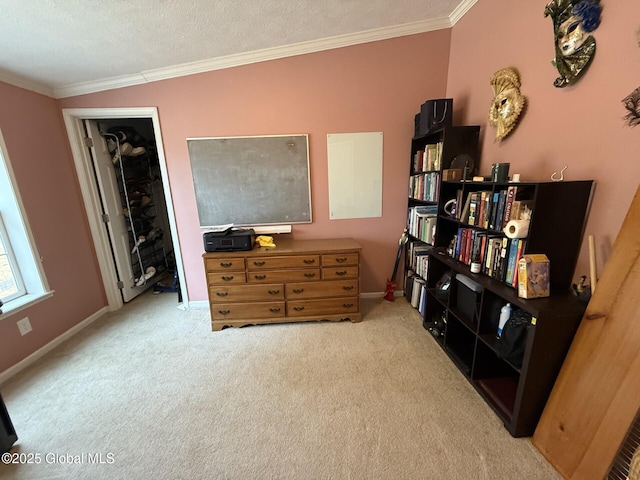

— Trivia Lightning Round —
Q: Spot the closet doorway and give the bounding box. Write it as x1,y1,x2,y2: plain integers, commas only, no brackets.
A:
63,108,187,311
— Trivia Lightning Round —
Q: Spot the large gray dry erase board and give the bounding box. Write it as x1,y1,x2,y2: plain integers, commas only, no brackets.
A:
187,135,311,227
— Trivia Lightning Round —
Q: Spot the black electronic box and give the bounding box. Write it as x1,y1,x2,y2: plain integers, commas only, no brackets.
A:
204,228,255,252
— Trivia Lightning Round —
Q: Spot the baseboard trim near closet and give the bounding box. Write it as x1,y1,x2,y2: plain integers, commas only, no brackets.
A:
0,306,108,386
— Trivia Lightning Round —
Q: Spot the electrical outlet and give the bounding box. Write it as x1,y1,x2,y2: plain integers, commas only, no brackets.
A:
17,317,32,336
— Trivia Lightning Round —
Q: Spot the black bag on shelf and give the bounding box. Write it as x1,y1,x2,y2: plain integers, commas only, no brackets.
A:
496,310,530,367
418,98,453,136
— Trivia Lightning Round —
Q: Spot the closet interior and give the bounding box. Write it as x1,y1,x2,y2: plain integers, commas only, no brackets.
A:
96,120,178,297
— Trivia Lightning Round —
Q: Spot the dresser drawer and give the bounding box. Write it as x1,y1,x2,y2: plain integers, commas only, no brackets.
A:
286,279,358,299
248,269,321,283
205,257,245,272
211,302,285,320
287,297,359,316
247,255,320,270
209,284,284,303
322,266,359,280
207,272,246,285
322,253,359,267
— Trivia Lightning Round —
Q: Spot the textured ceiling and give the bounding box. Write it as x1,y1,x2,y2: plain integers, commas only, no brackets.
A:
0,0,473,97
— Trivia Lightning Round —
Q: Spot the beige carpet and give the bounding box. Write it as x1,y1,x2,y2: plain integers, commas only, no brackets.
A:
0,291,560,480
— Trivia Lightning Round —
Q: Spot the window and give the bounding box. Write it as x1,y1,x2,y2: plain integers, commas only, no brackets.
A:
0,214,25,302
0,129,50,316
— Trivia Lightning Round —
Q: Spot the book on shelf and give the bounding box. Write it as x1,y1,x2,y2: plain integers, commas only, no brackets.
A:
418,284,427,315
459,193,472,224
489,191,500,230
496,237,509,281
512,239,526,287
411,277,426,308
413,150,424,173
502,186,518,229
468,192,479,226
484,236,503,276
504,238,525,286
493,190,507,231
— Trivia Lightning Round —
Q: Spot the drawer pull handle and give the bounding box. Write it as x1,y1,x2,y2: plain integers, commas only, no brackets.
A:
336,257,347,263
293,288,304,294
343,303,354,308
304,273,316,278
268,290,280,295
253,261,266,266
254,274,266,280
293,306,305,311
216,292,229,297
335,271,347,276
218,309,230,315
220,262,233,268
342,285,354,290
269,307,281,313
221,275,234,281
303,259,315,264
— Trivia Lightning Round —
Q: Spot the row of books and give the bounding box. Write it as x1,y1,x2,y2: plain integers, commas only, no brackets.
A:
407,240,432,279
455,186,533,231
411,142,443,173
452,228,525,286
405,273,427,315
409,172,440,202
407,205,437,244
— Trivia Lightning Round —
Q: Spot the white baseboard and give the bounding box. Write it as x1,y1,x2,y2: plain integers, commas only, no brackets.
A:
186,300,210,309
0,306,108,386
360,290,404,299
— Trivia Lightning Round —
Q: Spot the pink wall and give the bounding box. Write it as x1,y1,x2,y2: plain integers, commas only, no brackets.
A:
0,82,106,372
6,1,633,374
447,0,640,281
60,31,453,301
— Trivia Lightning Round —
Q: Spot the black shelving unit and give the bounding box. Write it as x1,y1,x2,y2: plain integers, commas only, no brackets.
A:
1,393,17,453
404,116,594,437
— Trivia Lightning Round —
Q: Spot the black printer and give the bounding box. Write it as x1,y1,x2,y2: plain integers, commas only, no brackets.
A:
203,228,255,252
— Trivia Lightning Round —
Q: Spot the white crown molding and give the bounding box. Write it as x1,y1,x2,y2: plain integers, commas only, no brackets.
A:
54,16,453,98
0,69,54,98
450,0,479,25
4,4,478,100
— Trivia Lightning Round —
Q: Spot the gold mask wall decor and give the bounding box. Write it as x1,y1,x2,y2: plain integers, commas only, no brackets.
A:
544,0,602,88
488,67,526,142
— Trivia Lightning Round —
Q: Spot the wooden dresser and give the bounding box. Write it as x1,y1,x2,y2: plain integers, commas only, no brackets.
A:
203,237,362,331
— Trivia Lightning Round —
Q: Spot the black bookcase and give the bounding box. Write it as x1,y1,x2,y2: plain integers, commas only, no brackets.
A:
1,393,17,453
416,179,594,437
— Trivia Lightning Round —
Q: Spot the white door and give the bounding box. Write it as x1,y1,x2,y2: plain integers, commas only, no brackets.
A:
85,120,144,302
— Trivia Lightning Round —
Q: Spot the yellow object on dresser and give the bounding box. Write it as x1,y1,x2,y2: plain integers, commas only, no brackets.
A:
203,237,362,331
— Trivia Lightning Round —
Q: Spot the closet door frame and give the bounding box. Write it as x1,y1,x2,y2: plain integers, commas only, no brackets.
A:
62,107,187,311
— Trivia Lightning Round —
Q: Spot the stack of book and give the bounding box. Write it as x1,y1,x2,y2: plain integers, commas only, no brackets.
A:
407,240,432,279
455,186,533,231
409,172,440,202
411,142,444,173
451,229,525,287
407,205,438,244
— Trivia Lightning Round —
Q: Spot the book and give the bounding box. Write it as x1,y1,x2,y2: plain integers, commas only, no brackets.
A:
502,186,518,229
494,190,507,231
512,239,526,287
477,191,489,228
487,237,503,277
496,237,509,281
468,192,479,226
489,192,500,230
504,238,519,285
459,192,473,224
